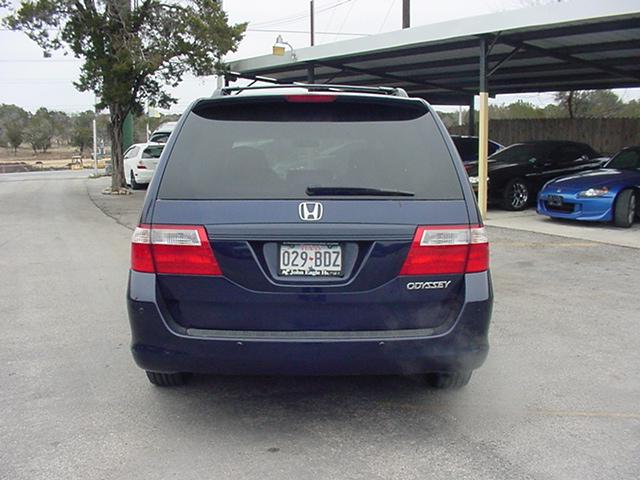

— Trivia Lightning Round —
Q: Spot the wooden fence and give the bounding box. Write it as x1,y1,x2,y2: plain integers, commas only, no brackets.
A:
448,118,640,154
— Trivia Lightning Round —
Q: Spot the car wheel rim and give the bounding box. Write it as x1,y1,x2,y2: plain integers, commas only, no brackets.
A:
629,194,636,224
510,183,528,209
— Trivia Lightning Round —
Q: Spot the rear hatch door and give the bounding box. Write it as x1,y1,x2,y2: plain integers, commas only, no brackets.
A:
150,93,473,332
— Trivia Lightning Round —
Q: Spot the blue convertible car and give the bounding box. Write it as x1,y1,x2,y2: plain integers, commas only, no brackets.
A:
537,146,640,228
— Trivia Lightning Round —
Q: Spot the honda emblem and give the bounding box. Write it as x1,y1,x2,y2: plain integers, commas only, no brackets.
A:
298,202,323,221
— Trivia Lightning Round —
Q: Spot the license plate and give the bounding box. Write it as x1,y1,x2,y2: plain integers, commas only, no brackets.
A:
547,195,563,206
279,243,342,277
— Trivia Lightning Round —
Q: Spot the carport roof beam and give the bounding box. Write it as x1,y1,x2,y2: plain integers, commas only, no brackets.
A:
502,39,640,83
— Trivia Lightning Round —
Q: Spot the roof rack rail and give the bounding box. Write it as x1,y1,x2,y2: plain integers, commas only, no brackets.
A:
219,83,409,98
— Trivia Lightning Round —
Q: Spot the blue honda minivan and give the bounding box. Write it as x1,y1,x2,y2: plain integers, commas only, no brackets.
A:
127,85,493,389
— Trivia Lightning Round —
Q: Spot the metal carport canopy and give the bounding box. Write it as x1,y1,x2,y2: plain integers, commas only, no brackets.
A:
225,0,640,219
226,0,640,105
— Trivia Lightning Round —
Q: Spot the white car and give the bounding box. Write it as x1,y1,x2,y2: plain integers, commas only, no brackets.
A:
124,143,165,189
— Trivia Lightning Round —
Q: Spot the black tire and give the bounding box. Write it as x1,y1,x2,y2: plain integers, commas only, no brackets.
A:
130,170,142,190
501,178,530,211
145,371,189,386
614,189,636,228
425,371,472,389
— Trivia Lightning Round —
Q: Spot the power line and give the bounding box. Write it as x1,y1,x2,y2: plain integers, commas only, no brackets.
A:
246,28,368,37
334,0,358,42
379,0,398,32
250,0,353,28
0,58,81,62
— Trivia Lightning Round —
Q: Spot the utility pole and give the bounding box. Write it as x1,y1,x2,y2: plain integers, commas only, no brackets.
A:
310,0,315,46
92,97,98,176
402,0,410,29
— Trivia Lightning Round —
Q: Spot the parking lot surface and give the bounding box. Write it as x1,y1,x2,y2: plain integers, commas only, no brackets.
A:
1,173,639,480
486,209,640,249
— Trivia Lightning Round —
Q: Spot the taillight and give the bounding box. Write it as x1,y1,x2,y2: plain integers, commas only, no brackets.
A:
131,225,222,275
399,225,489,275
285,94,337,103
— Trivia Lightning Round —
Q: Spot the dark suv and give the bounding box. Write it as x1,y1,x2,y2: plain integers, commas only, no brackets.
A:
127,85,493,389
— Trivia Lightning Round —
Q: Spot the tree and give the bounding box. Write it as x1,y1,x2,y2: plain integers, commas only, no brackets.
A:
555,90,623,118
581,90,623,117
71,111,94,156
25,108,54,153
490,100,544,119
555,91,579,119
0,104,29,154
6,0,245,192
620,99,640,118
50,110,72,146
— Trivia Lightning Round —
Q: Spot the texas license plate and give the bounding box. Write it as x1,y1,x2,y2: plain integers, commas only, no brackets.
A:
278,243,342,277
547,195,563,206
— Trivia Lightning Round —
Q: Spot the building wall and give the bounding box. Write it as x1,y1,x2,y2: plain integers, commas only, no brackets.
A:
448,118,640,155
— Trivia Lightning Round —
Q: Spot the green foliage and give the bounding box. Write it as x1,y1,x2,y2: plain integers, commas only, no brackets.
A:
71,111,94,155
25,107,55,153
619,99,640,118
50,110,72,145
489,100,545,119
0,104,29,153
133,113,180,143
555,90,624,118
439,90,640,127
6,0,246,188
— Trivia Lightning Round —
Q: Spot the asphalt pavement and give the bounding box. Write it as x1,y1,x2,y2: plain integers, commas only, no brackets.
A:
486,209,640,249
1,172,638,480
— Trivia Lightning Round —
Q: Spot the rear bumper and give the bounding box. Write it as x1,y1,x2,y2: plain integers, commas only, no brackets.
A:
127,271,492,375
133,168,154,184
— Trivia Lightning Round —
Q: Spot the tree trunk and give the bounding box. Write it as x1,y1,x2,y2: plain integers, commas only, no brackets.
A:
567,91,574,119
109,104,127,190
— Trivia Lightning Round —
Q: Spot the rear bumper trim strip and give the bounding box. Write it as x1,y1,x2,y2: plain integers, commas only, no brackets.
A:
184,326,439,341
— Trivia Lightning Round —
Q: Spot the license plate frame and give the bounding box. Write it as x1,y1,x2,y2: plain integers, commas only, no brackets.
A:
278,243,343,277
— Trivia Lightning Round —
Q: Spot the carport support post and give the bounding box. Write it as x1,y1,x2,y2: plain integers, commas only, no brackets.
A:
307,65,315,83
478,37,489,220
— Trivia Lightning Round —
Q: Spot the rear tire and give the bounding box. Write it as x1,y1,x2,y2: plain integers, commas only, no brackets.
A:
145,371,189,386
614,189,636,228
130,170,142,190
502,178,530,211
425,371,472,389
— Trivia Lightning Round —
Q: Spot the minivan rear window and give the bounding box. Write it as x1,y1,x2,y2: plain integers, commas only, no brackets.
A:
158,97,463,200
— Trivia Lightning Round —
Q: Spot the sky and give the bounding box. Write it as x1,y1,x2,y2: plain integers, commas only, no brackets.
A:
0,0,638,114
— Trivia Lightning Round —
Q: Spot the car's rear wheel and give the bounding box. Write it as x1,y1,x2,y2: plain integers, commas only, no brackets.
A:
145,371,189,386
614,189,636,228
130,170,142,190
425,371,472,389
502,178,529,211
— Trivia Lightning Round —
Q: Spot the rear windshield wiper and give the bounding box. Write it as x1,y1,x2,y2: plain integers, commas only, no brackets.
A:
306,186,415,197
